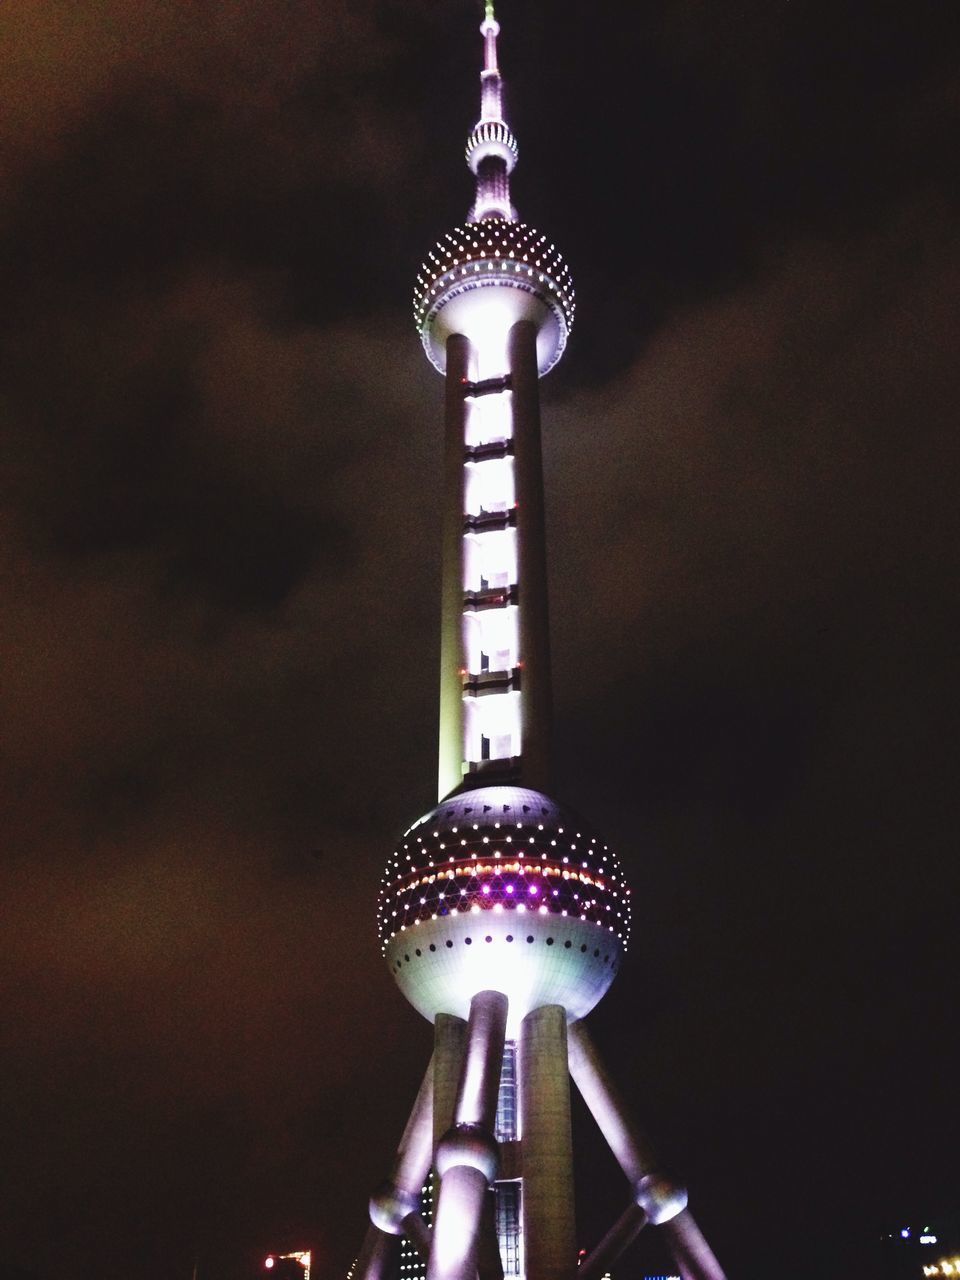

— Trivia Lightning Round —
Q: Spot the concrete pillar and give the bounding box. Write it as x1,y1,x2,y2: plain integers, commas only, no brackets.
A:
433,1014,467,1151
438,332,471,800
509,319,552,794
477,1187,506,1280
519,1005,576,1280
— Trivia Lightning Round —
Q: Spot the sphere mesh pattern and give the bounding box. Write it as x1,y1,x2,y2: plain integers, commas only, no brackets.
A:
379,787,630,952
413,220,575,335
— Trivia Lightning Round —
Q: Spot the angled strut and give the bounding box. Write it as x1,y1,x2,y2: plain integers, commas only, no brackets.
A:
355,1056,436,1280
567,1022,727,1280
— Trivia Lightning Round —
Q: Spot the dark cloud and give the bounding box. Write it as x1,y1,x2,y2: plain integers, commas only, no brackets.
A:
0,2,956,1279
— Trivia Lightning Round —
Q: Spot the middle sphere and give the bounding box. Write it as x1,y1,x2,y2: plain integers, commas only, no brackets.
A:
379,786,631,1035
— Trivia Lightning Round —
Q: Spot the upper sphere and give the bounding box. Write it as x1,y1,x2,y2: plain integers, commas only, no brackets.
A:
465,121,518,175
414,221,574,377
380,786,630,1033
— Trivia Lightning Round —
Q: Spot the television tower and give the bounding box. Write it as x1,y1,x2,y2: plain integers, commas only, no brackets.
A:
352,8,727,1280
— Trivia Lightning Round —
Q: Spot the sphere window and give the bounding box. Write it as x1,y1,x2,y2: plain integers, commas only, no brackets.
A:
446,941,454,949
465,938,473,945
484,936,493,943
506,935,514,942
546,938,554,946
429,944,437,952
526,936,534,944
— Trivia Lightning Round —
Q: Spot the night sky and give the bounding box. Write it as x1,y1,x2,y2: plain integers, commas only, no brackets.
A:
1,3,957,1279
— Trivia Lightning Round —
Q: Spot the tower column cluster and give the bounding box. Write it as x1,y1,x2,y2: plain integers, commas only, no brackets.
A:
437,318,551,801
350,7,727,1280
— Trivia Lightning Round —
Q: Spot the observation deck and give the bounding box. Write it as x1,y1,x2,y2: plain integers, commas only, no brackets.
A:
414,220,575,377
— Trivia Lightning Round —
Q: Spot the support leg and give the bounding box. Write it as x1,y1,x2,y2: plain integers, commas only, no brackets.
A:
352,1229,400,1280
477,1187,506,1280
428,990,509,1280
567,1021,726,1280
519,1005,577,1280
576,1203,648,1280
433,1013,468,1150
355,1057,436,1280
662,1208,728,1280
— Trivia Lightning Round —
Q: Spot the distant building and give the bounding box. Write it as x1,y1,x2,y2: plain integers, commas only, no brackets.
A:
881,1220,956,1279
399,1179,434,1280
263,1250,310,1280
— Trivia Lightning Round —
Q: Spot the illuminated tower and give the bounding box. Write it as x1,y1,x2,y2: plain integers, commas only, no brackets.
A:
352,9,727,1280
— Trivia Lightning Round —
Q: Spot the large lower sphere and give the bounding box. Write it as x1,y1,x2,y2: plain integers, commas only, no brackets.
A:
379,786,631,1033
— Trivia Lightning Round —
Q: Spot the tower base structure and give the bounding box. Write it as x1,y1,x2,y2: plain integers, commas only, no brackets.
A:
355,1003,725,1280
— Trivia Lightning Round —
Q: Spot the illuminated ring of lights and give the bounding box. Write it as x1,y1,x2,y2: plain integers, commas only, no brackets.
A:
465,121,519,174
378,786,630,950
413,220,575,375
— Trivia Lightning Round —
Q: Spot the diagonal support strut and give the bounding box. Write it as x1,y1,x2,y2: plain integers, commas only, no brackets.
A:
567,1021,726,1280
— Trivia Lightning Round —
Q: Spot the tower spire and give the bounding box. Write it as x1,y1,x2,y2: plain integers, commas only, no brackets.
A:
480,1,502,111
466,0,518,221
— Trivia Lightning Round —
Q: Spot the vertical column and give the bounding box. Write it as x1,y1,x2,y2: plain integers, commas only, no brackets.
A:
433,1013,468,1151
438,334,471,800
519,1005,576,1280
509,319,552,794
477,1190,506,1280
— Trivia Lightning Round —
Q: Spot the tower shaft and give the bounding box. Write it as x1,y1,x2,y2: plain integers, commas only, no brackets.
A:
437,321,552,800
438,335,471,800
